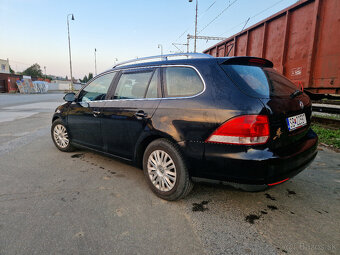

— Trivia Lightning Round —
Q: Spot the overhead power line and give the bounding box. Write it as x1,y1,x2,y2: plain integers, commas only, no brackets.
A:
240,17,250,33
172,0,221,44
198,1,217,20
198,0,239,34
218,0,287,36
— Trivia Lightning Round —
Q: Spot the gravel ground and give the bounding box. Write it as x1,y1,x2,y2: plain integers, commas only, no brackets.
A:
0,94,339,255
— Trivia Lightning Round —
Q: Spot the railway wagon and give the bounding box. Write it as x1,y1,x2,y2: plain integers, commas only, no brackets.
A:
203,0,340,95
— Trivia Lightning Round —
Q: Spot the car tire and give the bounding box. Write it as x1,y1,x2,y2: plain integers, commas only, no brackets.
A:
143,138,194,201
51,119,75,152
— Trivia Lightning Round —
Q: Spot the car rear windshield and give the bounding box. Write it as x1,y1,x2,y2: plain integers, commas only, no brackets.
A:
221,65,298,98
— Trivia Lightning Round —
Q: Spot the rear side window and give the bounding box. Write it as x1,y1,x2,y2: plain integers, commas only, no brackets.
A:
164,67,204,97
114,70,153,99
78,72,116,102
221,65,298,98
146,69,160,98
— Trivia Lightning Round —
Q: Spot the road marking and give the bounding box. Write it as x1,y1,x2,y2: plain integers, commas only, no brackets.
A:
0,127,49,156
3,102,62,110
0,111,38,123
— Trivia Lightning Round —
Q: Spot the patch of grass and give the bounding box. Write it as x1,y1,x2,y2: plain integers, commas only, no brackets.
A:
311,124,340,149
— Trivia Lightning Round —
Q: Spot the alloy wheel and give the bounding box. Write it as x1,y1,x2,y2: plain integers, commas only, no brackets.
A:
53,124,69,149
147,150,177,192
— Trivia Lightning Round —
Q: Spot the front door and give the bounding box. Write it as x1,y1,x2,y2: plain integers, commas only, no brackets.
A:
67,72,117,150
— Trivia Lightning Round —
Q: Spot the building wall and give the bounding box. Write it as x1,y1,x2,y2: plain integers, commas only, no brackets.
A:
0,59,10,74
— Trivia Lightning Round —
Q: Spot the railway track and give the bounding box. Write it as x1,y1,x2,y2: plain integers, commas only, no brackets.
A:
312,103,340,115
311,102,340,128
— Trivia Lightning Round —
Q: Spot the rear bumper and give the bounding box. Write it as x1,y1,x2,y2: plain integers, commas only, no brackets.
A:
194,128,318,185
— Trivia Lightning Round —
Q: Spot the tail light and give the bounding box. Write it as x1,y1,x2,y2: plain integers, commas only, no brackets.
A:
206,115,270,145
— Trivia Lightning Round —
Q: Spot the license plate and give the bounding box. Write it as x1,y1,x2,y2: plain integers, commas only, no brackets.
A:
286,113,307,131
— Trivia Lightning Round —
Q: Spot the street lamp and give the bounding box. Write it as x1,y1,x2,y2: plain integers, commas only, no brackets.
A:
189,0,198,53
158,44,163,56
94,48,97,76
67,13,75,91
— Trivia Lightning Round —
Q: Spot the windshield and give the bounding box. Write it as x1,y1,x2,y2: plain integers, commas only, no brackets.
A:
221,65,299,98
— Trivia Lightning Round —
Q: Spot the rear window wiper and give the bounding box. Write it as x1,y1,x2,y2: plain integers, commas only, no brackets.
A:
290,90,303,99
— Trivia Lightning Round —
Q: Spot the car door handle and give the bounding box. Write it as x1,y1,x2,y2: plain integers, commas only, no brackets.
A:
93,111,101,117
135,110,148,119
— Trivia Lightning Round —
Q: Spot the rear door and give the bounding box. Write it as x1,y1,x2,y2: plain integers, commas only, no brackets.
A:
259,69,312,149
67,72,116,150
221,63,312,149
102,68,161,159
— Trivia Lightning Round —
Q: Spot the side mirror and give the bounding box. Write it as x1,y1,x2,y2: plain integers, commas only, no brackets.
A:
63,92,76,102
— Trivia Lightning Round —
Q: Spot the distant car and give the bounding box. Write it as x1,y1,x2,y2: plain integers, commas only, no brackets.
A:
51,53,318,200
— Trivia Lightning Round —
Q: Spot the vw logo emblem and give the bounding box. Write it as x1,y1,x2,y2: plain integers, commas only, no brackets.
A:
299,101,304,109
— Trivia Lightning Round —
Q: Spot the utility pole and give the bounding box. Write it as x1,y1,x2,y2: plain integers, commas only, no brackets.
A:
187,34,227,53
186,34,226,54
158,44,163,56
194,0,198,52
94,48,97,76
187,36,190,53
189,0,198,53
187,34,227,41
67,13,75,91
44,66,46,79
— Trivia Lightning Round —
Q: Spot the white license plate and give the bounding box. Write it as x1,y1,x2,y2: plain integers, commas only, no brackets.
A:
286,113,307,131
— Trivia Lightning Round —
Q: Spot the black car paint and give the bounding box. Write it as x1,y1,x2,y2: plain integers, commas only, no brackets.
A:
67,101,104,150
52,57,318,186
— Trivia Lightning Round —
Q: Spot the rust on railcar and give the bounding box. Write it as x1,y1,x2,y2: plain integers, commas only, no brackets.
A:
203,0,340,94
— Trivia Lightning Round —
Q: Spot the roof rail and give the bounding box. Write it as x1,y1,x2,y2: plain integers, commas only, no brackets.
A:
113,53,213,68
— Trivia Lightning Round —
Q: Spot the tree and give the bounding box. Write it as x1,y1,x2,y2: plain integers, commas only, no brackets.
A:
80,73,93,83
80,75,88,83
9,65,15,74
22,63,43,78
88,73,93,81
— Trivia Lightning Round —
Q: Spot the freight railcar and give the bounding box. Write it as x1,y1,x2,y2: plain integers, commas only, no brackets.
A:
203,0,340,96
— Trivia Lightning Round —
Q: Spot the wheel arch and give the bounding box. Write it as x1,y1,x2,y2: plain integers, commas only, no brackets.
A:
52,115,60,123
133,132,181,169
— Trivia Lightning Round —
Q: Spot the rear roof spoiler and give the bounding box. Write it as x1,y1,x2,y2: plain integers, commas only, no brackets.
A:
218,57,273,68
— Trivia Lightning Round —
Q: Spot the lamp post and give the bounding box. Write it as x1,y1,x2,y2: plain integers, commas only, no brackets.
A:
158,44,163,56
94,48,97,76
189,0,198,53
67,14,75,91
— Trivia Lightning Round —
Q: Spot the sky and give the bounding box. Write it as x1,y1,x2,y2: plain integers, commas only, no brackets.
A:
0,0,298,79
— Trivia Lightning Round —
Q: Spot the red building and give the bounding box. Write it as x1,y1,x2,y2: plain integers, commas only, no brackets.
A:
0,73,22,93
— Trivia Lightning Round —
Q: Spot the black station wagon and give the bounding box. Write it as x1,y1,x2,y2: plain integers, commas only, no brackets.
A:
51,53,318,200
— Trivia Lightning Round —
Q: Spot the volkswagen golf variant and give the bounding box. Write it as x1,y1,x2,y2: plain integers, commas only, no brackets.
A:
51,54,318,200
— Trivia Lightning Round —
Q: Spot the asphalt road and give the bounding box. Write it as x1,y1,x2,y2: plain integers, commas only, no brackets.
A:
0,93,339,255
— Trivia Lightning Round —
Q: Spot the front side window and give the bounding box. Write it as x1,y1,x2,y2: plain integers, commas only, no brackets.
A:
78,72,116,102
114,70,153,99
164,67,204,97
